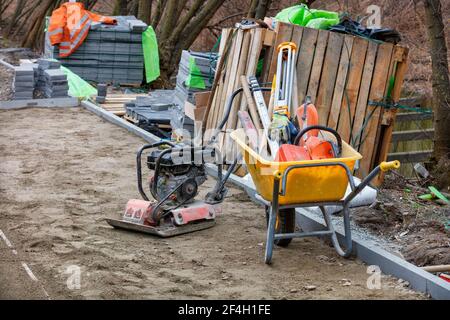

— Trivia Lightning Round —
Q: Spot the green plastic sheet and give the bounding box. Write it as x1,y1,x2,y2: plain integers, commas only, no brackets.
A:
142,26,160,83
185,56,206,89
61,66,97,100
275,4,339,30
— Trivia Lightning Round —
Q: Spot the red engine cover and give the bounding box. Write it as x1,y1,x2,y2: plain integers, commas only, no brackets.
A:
123,199,157,226
275,144,311,162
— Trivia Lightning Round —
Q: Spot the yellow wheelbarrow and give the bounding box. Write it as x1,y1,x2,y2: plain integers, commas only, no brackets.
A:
230,128,400,264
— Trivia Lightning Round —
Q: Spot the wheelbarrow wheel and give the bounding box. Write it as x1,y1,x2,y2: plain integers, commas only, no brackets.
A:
265,206,295,247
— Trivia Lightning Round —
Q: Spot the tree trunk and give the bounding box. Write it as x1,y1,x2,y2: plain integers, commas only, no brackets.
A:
423,0,450,163
155,0,224,87
21,0,54,49
247,0,259,18
113,0,128,15
138,0,152,24
255,0,272,19
4,0,25,36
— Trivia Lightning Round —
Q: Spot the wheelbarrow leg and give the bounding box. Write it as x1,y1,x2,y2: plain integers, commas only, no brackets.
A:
265,177,281,264
320,205,352,258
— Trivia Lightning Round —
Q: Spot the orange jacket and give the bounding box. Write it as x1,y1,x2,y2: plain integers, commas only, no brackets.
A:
48,2,116,57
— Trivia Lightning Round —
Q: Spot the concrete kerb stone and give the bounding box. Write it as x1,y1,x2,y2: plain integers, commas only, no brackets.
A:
81,100,160,144
0,97,79,109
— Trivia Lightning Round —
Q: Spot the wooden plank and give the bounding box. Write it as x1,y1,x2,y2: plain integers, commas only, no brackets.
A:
306,30,329,103
216,29,244,150
209,29,237,132
357,43,394,176
263,30,275,46
398,96,426,107
265,22,293,101
295,27,319,106
289,26,303,114
224,30,252,143
316,31,344,124
205,28,231,133
328,35,354,130
337,37,370,142
239,28,264,113
396,112,433,122
240,76,263,132
391,128,435,142
387,150,433,163
373,47,410,178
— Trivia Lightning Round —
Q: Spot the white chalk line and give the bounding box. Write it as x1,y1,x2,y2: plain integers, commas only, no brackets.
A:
0,228,51,299
21,262,38,281
0,229,13,248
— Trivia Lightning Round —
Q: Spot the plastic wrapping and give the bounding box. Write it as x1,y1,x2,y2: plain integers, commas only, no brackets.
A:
142,26,160,83
60,66,97,99
275,4,339,30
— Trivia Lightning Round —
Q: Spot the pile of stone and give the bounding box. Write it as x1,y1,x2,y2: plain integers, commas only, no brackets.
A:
36,59,69,98
12,65,35,100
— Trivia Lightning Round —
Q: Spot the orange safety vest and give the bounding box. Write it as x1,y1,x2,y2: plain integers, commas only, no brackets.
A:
48,2,116,57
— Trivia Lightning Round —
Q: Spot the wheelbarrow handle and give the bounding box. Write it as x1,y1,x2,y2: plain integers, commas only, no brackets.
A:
380,160,401,172
344,160,401,205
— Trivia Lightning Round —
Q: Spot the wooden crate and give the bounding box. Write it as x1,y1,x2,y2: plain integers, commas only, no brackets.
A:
259,22,409,182
203,22,409,183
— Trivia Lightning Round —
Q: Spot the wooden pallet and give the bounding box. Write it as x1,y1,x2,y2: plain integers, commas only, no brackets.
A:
97,93,147,116
203,23,409,182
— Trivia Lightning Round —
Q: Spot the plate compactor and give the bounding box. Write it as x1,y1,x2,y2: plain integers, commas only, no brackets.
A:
106,89,242,237
106,140,234,237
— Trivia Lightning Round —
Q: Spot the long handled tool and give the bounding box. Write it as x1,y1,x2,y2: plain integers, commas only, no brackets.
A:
269,42,298,145
273,42,297,116
248,76,279,157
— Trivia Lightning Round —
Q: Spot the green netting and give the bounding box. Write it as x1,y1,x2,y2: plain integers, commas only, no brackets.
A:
185,56,206,89
275,4,339,30
142,26,160,83
61,66,97,100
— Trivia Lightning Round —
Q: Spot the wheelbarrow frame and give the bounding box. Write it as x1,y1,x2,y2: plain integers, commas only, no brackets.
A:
264,161,388,264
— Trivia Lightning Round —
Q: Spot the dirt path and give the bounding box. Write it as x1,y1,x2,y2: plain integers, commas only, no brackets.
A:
0,108,425,299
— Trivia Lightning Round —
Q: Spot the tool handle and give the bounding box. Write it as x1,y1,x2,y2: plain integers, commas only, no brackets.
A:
293,125,342,157
380,160,401,172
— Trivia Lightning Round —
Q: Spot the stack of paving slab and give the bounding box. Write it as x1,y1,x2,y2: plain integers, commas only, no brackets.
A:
121,51,217,137
123,90,180,138
53,16,146,85
175,50,217,103
125,90,179,123
12,65,35,100
36,59,69,98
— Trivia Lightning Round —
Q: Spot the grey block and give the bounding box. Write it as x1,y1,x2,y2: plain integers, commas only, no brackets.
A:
15,75,35,82
38,58,61,69
14,66,34,76
13,92,34,99
44,69,66,81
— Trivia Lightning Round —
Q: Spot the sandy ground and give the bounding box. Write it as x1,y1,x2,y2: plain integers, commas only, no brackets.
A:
0,108,426,300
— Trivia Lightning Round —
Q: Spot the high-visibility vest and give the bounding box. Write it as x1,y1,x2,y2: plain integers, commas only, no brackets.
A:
48,2,116,57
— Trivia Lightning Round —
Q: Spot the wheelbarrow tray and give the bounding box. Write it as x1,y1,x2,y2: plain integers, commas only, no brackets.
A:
230,129,362,205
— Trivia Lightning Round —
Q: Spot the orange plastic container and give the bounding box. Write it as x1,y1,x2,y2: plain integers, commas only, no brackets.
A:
230,129,362,205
